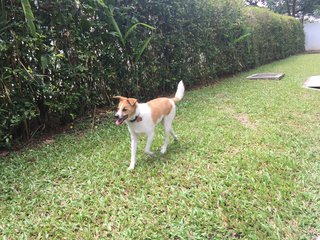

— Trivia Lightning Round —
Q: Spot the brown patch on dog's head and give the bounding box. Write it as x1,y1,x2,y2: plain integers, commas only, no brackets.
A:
114,96,138,125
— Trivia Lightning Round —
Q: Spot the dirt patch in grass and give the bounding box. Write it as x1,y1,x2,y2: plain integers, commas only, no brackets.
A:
224,106,257,129
234,113,256,129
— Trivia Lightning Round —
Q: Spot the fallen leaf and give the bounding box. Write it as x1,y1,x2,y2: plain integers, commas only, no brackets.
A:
44,138,55,144
0,151,9,157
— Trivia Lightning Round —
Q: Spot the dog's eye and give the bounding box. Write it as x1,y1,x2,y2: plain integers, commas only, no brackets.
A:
123,108,127,112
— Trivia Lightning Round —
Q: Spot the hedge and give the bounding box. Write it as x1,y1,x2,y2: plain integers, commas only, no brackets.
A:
0,0,305,148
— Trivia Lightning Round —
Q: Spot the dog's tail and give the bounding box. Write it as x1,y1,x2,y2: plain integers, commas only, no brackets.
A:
172,81,185,103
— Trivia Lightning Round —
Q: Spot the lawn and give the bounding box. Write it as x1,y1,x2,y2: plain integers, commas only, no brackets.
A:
1,54,319,239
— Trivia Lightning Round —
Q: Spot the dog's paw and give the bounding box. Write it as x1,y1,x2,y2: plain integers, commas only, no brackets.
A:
160,146,167,154
145,151,154,156
128,166,135,171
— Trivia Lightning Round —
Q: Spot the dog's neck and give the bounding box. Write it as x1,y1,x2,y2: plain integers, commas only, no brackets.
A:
128,104,141,123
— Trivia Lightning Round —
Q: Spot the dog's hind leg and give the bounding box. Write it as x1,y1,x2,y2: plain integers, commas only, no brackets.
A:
161,127,170,154
161,110,176,154
145,131,155,156
170,128,178,141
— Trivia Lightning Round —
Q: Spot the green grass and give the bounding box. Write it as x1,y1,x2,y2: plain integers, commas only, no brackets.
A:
1,54,320,239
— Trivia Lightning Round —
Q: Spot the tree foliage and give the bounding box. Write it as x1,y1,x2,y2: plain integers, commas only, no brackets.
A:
0,0,304,148
245,0,266,6
245,0,320,18
268,0,320,18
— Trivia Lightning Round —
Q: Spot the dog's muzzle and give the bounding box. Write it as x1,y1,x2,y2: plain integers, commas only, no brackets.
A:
115,114,128,126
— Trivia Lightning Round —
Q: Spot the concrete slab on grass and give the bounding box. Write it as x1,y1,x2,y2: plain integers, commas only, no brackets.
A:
247,73,285,80
304,76,320,90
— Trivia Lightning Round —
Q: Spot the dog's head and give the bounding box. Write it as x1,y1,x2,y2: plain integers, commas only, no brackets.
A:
113,96,138,125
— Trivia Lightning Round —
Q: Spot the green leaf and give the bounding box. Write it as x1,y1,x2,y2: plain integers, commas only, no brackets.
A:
233,32,251,44
97,0,125,46
40,55,49,71
55,53,65,58
20,0,37,37
134,36,152,63
108,31,120,37
124,23,156,42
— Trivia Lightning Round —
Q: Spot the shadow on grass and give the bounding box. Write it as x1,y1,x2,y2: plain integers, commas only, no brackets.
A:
136,140,183,168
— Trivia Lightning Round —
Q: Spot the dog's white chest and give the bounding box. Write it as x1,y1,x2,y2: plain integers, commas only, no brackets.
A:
127,103,154,134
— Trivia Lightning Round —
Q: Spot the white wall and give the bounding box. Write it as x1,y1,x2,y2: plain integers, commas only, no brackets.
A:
304,22,320,51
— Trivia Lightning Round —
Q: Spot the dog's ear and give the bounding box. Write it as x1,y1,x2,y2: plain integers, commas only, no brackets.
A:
113,96,126,101
127,98,137,106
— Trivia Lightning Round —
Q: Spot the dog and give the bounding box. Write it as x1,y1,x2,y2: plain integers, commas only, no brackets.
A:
114,81,185,170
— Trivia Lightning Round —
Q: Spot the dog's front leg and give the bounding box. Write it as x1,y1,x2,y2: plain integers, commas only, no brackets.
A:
128,133,138,171
145,131,154,156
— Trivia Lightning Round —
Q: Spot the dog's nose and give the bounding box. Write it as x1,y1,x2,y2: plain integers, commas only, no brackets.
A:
115,114,120,119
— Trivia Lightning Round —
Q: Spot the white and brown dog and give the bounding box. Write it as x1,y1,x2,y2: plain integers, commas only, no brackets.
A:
114,81,185,170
